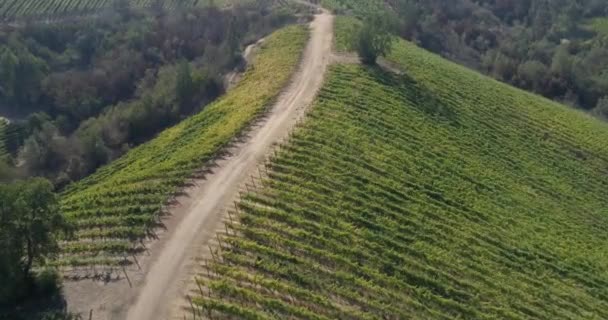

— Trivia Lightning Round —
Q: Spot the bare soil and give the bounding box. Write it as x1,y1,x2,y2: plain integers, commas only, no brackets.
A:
223,38,265,90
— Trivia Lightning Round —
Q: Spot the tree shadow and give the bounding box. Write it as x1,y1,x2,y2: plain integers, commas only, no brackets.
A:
364,64,460,126
1,283,75,320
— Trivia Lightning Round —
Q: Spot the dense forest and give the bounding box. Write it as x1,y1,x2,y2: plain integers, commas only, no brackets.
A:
332,0,608,115
0,0,306,187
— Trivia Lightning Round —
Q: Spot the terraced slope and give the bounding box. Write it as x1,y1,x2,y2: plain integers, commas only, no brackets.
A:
0,0,263,21
56,25,308,268
0,119,20,162
0,120,9,160
191,38,608,318
0,0,193,20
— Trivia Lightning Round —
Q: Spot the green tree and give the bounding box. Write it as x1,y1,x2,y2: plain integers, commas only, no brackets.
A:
175,61,195,110
551,45,573,79
0,178,68,305
0,46,18,102
355,10,396,65
8,38,48,106
517,60,548,91
592,96,608,119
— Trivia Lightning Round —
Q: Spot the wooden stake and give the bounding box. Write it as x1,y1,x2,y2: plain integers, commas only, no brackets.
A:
122,266,132,288
196,278,205,297
131,253,141,270
216,234,222,250
187,295,196,320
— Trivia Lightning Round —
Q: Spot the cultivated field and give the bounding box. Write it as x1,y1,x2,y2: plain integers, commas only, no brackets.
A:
55,25,308,269
189,28,608,318
0,0,196,20
321,0,381,15
0,120,9,160
0,0,262,21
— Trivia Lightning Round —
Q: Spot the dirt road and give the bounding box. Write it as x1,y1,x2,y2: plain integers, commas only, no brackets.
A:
125,10,334,320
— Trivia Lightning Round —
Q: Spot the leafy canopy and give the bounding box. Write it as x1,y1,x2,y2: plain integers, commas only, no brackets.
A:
0,178,67,305
355,9,396,65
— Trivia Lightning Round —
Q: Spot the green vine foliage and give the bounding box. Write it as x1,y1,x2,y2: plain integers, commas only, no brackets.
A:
55,25,308,268
195,36,608,319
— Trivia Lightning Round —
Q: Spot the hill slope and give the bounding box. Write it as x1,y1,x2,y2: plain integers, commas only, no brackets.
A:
0,0,291,21
191,36,608,318
55,25,308,268
0,120,9,160
0,0,199,20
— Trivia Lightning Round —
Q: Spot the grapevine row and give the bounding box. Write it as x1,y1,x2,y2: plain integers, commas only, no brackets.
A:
190,37,608,319
56,25,309,270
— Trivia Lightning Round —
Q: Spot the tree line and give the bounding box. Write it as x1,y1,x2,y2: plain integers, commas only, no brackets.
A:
392,0,608,114
0,0,303,188
333,0,608,117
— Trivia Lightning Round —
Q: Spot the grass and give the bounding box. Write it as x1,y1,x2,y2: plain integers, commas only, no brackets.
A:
191,27,608,319
55,24,308,268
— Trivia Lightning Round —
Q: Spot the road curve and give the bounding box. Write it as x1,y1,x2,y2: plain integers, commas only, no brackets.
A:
125,10,334,320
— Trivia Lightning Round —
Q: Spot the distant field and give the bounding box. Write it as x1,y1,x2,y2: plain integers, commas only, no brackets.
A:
54,25,308,268
191,24,608,319
321,0,382,15
0,0,231,21
0,120,9,160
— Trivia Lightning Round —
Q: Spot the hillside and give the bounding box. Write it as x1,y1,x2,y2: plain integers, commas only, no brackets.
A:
0,120,9,160
0,0,202,21
190,27,608,319
55,25,308,268
0,0,295,21
324,0,608,113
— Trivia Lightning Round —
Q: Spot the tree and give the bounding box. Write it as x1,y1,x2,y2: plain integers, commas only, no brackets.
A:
0,178,68,305
355,10,396,65
0,46,18,102
175,61,195,111
392,0,418,38
517,60,548,91
592,96,608,119
0,42,48,106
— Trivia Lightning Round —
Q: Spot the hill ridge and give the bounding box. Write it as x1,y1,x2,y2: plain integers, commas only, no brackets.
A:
185,23,608,319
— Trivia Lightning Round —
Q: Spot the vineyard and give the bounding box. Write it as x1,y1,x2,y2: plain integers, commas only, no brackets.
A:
190,36,608,318
0,119,9,160
55,25,308,269
0,0,225,21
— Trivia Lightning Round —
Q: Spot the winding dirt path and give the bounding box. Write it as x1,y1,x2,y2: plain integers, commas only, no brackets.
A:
125,10,334,320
